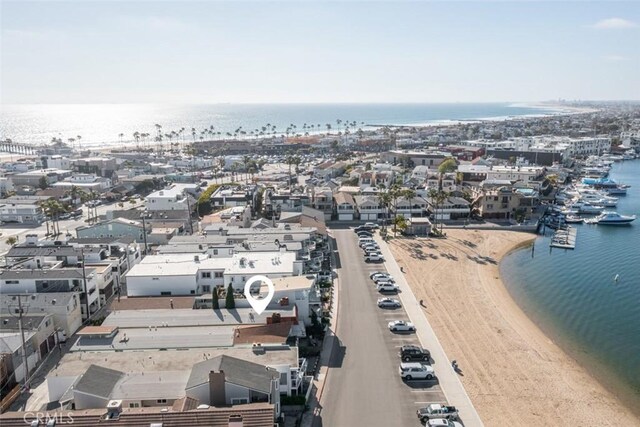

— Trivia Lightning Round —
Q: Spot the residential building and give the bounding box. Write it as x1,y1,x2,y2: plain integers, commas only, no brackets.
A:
0,201,45,224
146,184,195,211
383,150,452,168
8,168,73,188
334,192,356,221
76,218,148,241
72,157,117,178
211,185,259,209
426,196,471,220
311,187,333,221
0,292,82,339
393,196,428,218
354,195,384,221
52,174,112,193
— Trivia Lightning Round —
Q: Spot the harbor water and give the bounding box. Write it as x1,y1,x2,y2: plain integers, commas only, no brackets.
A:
501,159,640,412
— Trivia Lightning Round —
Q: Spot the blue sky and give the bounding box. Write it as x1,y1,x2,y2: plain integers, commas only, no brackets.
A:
1,1,638,103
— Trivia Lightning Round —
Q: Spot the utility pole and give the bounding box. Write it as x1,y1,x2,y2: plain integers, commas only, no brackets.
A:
80,247,90,322
140,213,148,256
7,295,32,389
185,194,194,235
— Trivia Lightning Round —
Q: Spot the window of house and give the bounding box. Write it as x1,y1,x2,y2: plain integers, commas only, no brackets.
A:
152,277,159,281
280,372,288,385
156,399,167,404
231,398,249,405
161,291,171,296
201,272,211,279
190,290,195,294
5,280,19,284
201,285,211,293
213,249,218,255
214,272,223,278
129,403,140,408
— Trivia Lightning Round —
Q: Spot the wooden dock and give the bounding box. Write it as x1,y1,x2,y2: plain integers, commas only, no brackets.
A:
550,226,577,250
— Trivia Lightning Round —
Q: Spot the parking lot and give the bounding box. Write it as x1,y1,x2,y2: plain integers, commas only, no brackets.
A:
321,228,447,427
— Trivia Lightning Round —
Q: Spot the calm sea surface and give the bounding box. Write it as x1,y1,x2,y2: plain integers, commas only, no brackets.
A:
0,103,560,147
501,159,640,411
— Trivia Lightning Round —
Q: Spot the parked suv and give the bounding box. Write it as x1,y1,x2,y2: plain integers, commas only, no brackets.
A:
400,345,431,362
365,253,384,263
399,362,435,381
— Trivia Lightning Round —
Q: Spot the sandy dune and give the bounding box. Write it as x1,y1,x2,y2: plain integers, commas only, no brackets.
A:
389,229,639,427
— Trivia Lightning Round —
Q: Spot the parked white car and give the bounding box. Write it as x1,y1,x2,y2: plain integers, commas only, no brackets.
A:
399,362,435,380
369,271,387,279
388,320,415,332
377,298,401,308
364,222,380,229
373,275,395,284
426,419,464,427
378,283,399,293
365,253,384,263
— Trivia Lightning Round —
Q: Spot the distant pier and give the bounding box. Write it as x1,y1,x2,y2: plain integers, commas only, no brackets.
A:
0,141,38,155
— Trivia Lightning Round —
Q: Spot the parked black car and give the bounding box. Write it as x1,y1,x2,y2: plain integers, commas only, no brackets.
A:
399,345,431,362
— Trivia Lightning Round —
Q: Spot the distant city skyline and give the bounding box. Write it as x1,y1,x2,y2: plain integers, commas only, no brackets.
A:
1,1,639,104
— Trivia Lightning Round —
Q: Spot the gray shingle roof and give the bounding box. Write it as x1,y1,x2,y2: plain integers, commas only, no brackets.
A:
0,268,85,280
74,364,124,399
187,355,279,393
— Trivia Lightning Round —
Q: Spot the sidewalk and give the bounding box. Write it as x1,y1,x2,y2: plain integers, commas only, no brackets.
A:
375,234,484,427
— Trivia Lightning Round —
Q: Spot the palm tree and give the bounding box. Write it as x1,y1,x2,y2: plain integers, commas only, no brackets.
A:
402,188,417,219
427,188,439,232
377,191,392,232
388,186,402,235
38,201,51,236
242,155,251,182
437,158,457,191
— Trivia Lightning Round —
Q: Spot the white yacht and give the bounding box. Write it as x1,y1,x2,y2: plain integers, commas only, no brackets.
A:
586,212,636,225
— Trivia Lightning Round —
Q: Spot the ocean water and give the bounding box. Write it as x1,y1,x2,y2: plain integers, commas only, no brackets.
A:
0,103,562,148
501,159,640,412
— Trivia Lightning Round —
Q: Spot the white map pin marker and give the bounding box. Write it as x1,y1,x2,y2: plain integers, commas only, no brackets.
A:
244,275,275,315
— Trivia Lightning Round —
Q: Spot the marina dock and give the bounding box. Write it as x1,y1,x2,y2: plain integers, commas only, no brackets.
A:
550,226,577,250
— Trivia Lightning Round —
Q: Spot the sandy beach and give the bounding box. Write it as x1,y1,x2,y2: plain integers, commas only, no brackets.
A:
389,229,640,427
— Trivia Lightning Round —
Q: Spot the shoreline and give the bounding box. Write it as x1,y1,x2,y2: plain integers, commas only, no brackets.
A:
0,102,595,150
389,229,640,427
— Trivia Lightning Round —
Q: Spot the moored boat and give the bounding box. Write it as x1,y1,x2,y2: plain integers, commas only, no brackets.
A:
585,211,636,225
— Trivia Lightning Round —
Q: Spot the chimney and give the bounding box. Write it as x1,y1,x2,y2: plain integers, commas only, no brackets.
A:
209,371,226,406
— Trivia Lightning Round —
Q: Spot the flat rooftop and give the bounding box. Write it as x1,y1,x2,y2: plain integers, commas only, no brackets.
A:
49,345,299,377
70,324,236,351
102,307,296,328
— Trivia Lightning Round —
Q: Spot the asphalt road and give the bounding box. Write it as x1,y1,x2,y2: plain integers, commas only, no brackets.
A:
321,229,445,427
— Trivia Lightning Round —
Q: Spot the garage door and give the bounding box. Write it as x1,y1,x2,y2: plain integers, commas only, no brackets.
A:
338,214,353,221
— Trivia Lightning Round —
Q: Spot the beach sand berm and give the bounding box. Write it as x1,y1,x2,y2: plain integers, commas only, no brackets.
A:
389,229,639,427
